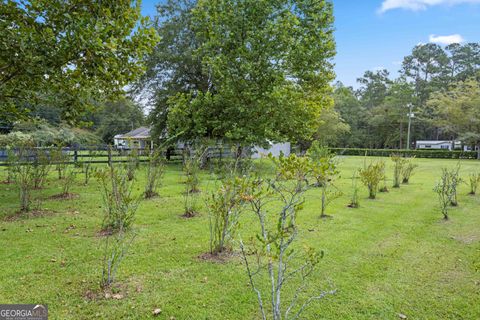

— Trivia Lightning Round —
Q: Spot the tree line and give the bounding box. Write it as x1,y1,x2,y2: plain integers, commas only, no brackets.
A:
330,43,480,152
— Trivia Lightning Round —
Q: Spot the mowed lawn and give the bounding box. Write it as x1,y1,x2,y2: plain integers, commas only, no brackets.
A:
0,156,479,319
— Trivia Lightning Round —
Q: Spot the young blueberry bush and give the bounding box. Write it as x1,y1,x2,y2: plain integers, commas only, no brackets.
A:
11,147,36,212
359,160,385,199
182,146,207,216
434,168,455,220
391,154,406,188
308,143,341,218
206,175,248,254
96,164,140,233
144,151,165,199
31,149,52,189
468,172,480,195
348,170,361,208
449,164,462,207
401,157,418,184
240,154,335,320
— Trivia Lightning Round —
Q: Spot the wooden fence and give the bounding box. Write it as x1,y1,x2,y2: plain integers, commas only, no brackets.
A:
0,146,234,167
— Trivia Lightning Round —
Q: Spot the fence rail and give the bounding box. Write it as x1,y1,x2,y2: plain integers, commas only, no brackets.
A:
0,146,235,166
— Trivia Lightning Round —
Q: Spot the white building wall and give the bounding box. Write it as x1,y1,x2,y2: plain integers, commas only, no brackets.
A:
251,142,291,159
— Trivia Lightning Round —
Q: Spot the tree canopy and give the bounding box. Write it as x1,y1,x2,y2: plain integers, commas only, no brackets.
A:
0,0,159,123
143,0,336,146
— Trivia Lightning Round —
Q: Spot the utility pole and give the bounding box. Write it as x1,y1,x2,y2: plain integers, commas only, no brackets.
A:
406,103,414,150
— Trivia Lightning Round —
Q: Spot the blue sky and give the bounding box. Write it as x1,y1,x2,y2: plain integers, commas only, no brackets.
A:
140,0,480,88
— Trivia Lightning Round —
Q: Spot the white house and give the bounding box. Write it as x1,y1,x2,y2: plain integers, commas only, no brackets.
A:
415,140,470,151
113,127,153,150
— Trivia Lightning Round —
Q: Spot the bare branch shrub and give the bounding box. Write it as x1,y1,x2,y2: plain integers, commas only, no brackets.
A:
60,165,77,196
51,146,69,180
31,149,52,189
468,172,480,195
11,147,36,212
449,164,462,206
401,157,418,184
144,150,165,199
100,225,136,289
348,170,360,208
240,154,335,320
182,146,207,216
434,168,455,220
126,148,139,181
206,175,248,254
391,154,406,188
96,164,140,233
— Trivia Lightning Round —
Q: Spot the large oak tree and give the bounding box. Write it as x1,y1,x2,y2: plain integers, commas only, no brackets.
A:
0,0,158,123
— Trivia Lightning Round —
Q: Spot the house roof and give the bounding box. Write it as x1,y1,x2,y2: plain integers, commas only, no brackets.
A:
115,127,151,140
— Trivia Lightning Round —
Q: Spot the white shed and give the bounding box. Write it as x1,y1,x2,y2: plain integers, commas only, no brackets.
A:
251,142,291,159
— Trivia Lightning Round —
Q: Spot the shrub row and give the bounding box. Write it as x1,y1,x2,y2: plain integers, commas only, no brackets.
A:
329,148,479,159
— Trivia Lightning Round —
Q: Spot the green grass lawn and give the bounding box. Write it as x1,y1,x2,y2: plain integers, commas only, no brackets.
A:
0,156,479,319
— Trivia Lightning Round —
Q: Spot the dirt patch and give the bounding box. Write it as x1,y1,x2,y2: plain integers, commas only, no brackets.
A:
319,214,334,219
181,210,199,219
48,193,79,200
95,229,114,237
83,277,143,301
4,209,55,222
452,234,479,245
197,251,237,263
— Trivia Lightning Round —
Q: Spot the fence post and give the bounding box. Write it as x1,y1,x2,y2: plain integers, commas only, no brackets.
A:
73,148,78,164
108,147,112,167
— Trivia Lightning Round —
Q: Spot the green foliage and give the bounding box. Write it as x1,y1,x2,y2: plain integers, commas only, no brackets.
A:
31,149,52,189
359,160,385,199
206,176,248,254
182,146,207,216
0,0,159,122
164,0,335,145
468,172,480,195
428,79,480,159
448,164,463,207
348,170,361,208
307,142,341,218
126,149,140,181
51,147,69,180
10,147,36,212
2,121,102,147
401,158,418,184
60,166,77,196
144,151,165,199
96,165,140,233
94,99,145,144
434,169,455,220
333,43,479,150
329,147,478,159
239,154,331,319
391,154,407,188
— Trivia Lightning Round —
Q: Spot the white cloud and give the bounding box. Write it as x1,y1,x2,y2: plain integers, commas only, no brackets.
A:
378,0,480,13
429,34,465,44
